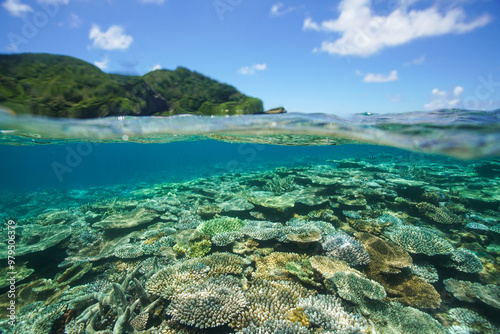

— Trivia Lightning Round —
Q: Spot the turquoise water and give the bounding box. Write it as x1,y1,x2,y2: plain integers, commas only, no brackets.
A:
0,110,499,333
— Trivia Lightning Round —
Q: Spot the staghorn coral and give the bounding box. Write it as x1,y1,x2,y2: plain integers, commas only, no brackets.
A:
230,279,315,331
325,271,386,305
445,248,484,273
387,224,454,256
298,294,367,333
321,232,370,266
166,275,246,329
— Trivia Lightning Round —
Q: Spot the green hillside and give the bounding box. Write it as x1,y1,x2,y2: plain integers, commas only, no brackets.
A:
0,53,264,118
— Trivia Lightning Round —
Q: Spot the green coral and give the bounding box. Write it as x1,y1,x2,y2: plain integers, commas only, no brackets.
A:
197,217,246,237
286,259,321,287
187,240,212,258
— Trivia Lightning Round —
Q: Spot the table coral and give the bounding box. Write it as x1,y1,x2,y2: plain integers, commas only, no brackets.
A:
387,224,454,256
321,231,370,266
325,271,386,305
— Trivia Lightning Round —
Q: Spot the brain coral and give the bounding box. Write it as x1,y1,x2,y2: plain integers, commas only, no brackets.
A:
387,225,453,256
166,275,246,329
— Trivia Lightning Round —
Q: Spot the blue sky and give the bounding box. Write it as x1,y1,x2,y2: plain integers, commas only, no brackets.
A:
1,0,499,115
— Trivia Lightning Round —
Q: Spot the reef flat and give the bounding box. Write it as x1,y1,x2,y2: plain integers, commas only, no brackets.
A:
0,154,499,334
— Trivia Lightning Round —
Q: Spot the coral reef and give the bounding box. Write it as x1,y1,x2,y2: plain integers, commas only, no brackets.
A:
3,155,500,334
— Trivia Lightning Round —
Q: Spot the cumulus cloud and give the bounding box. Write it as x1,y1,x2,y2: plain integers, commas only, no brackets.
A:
270,2,298,17
89,25,133,50
303,0,491,57
94,55,109,70
238,63,267,75
404,55,425,66
2,0,33,17
424,86,464,110
357,69,399,83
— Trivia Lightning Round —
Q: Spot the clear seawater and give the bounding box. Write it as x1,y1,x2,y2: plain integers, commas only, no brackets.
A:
0,109,499,333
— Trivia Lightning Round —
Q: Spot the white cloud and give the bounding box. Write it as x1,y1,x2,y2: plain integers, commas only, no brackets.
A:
138,0,165,4
89,25,133,50
304,0,491,57
270,2,297,17
151,64,161,71
2,0,33,17
404,55,425,66
424,86,464,109
238,63,267,75
358,69,399,83
94,55,109,70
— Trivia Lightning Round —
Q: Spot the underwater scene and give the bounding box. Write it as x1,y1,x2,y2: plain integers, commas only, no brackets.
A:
1,109,500,334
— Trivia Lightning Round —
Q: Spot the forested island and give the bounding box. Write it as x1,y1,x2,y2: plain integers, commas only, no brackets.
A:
0,53,280,118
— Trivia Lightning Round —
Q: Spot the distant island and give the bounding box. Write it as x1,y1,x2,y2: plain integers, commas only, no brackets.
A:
0,53,285,118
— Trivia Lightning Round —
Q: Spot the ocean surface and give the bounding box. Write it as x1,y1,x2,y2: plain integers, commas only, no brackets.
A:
0,109,499,334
